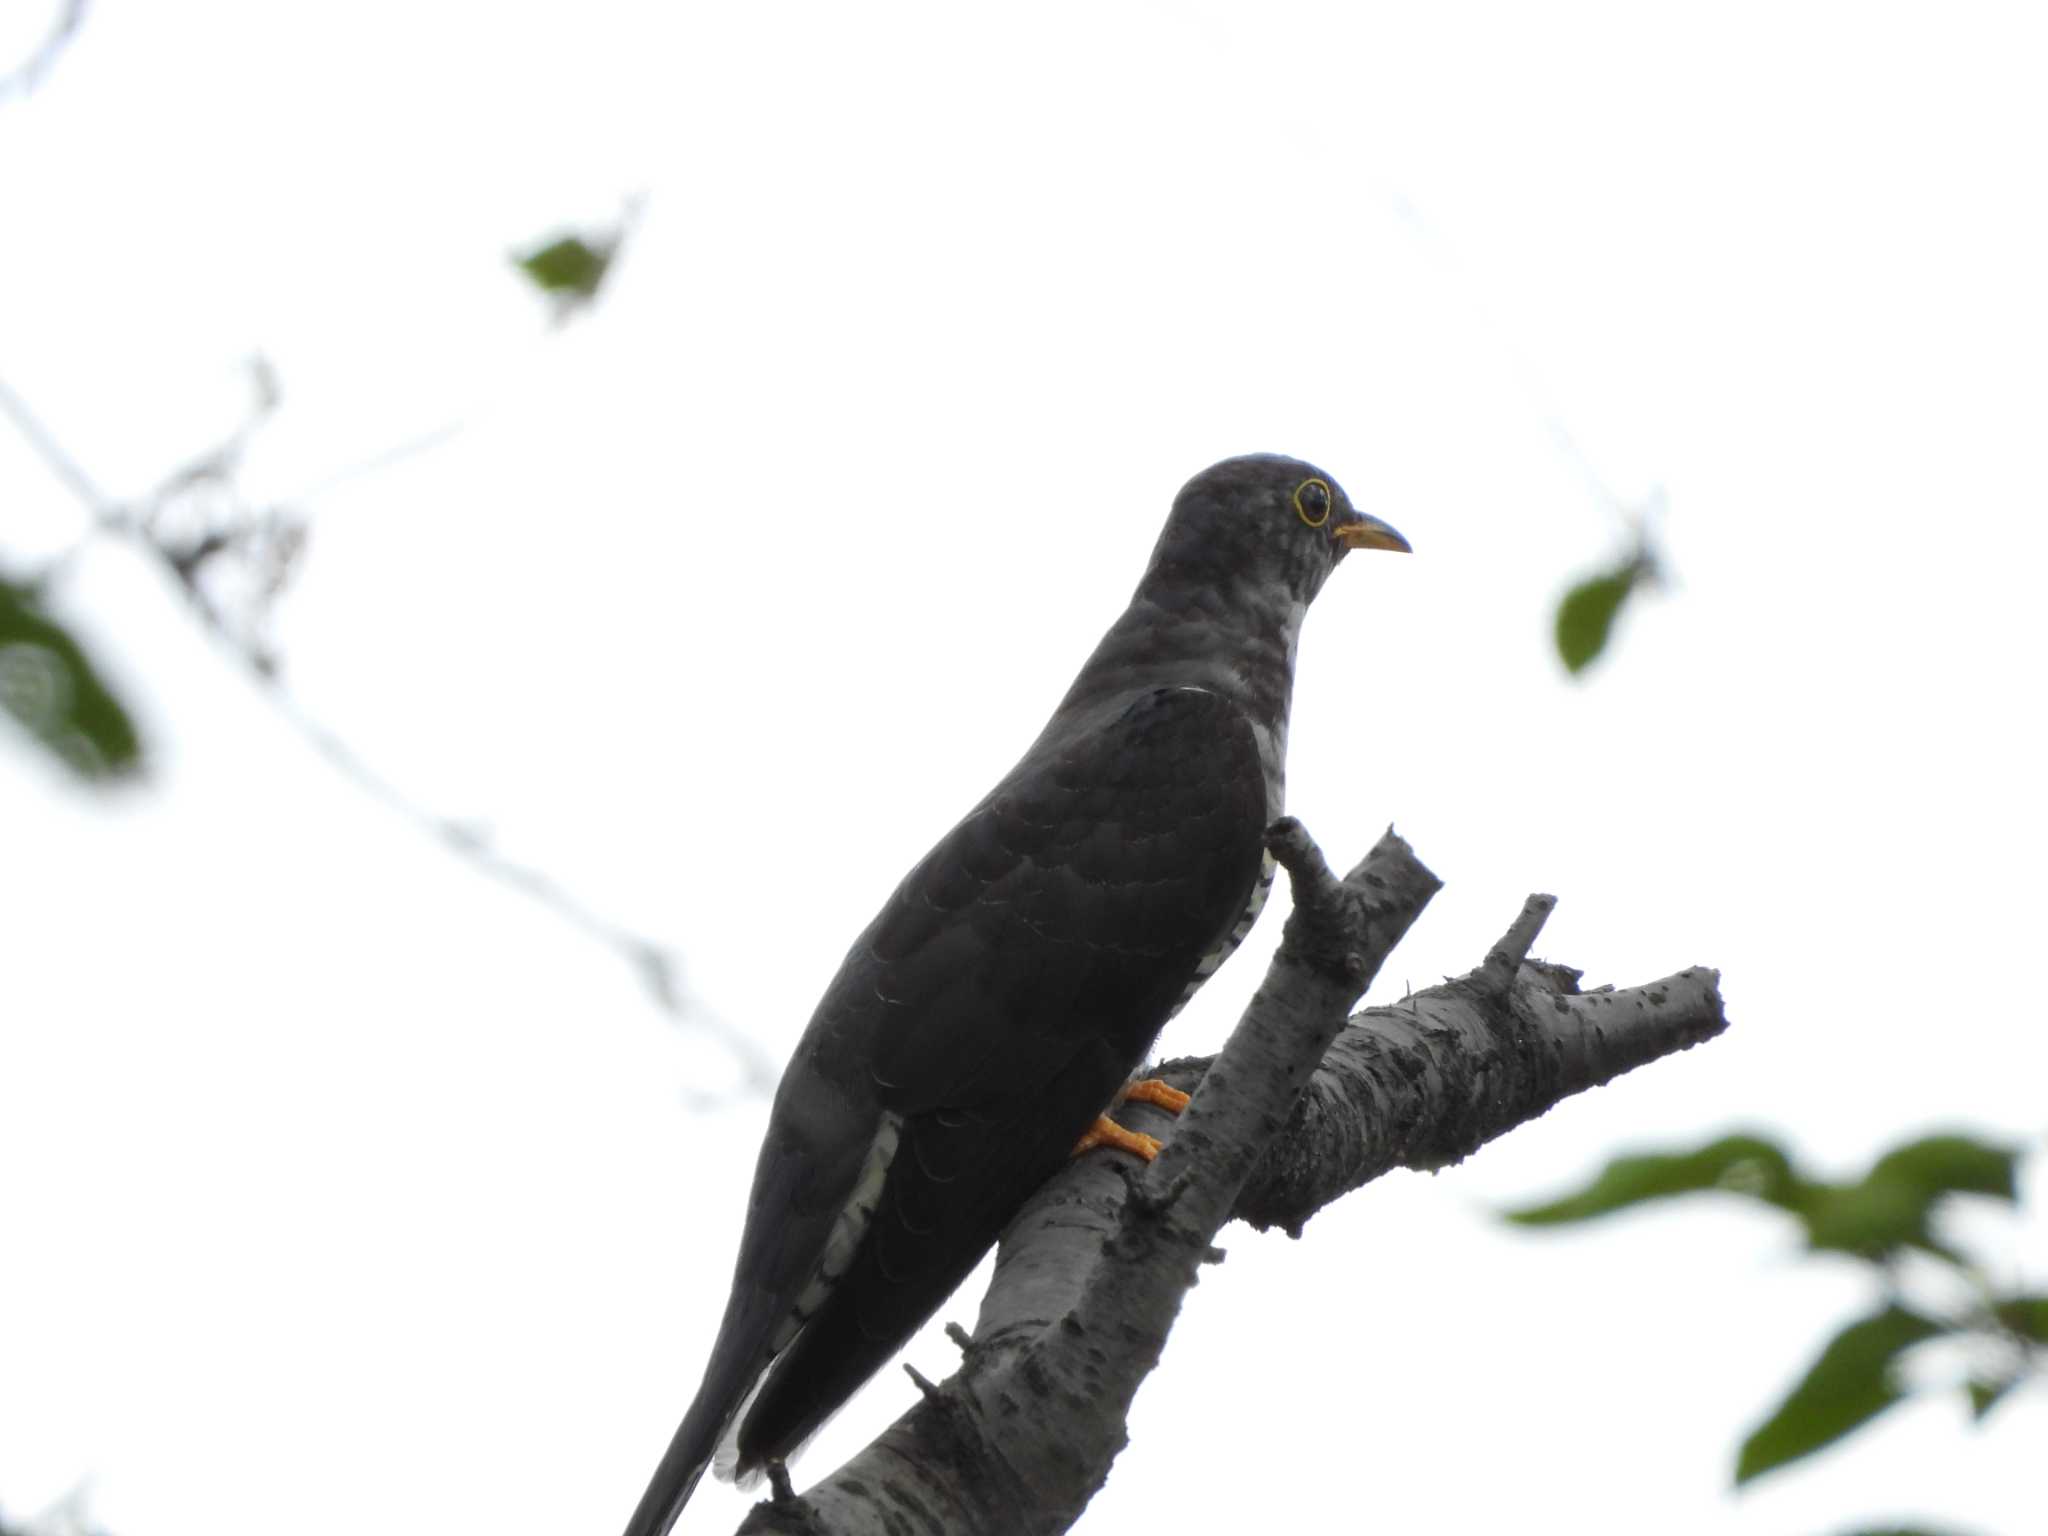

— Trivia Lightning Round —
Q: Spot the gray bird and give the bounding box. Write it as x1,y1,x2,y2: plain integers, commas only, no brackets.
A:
624,454,1407,1535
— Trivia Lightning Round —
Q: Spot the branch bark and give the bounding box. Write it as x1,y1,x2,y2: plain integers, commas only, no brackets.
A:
736,822,1727,1536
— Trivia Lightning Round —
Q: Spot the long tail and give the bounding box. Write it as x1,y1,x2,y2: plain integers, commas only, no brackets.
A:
622,1324,770,1536
623,1375,750,1536
620,1401,716,1536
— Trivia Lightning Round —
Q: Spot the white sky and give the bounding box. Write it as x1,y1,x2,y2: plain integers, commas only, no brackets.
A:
3,2,2045,1533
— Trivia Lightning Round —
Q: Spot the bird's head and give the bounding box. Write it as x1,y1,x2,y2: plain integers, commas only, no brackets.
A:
1143,454,1409,609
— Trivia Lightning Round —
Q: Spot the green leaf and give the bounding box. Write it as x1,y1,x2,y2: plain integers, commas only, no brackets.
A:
1554,558,1641,675
1993,1293,2048,1343
1794,1178,1954,1261
1966,1374,2016,1422
1735,1305,1943,1485
0,576,143,781
1869,1134,2020,1202
514,233,613,300
1796,1133,2022,1260
1505,1133,1802,1225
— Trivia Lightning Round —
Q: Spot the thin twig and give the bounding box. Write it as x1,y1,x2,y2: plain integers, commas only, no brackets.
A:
1478,892,1556,995
1,367,773,1092
283,418,468,507
0,0,88,103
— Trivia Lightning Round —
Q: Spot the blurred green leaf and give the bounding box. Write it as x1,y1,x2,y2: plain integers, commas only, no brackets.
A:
0,575,143,781
1993,1294,2048,1343
1795,1133,2021,1260
1966,1375,2016,1422
1794,1179,1958,1262
1870,1134,2020,1202
1735,1305,1942,1485
1505,1133,1802,1225
1554,558,1642,675
514,233,613,300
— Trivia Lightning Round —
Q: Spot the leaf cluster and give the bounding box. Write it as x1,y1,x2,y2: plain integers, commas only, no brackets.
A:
1507,1131,2042,1495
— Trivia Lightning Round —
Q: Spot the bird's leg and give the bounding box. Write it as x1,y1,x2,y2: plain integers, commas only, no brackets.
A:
1120,1077,1191,1114
1072,1077,1193,1162
1072,1116,1162,1161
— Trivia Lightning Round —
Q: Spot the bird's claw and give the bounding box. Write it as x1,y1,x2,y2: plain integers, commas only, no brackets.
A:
1119,1077,1191,1114
1072,1115,1163,1161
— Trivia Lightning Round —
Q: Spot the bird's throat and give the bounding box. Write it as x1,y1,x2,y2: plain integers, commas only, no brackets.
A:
1054,587,1302,748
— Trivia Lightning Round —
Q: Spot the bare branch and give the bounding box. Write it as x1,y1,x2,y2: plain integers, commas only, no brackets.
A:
739,825,1726,1535
1476,891,1555,995
1222,961,1724,1238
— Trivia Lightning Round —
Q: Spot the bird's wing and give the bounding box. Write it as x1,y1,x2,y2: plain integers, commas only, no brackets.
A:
623,686,1266,1535
728,685,1269,1470
852,682,1270,1110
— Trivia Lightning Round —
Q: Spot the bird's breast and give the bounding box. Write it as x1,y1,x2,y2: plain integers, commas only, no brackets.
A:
1170,847,1276,1016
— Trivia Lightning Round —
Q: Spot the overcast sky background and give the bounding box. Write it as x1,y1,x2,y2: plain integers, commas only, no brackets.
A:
3,3,2045,1534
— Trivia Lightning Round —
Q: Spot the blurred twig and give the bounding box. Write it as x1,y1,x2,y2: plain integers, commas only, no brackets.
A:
0,1482,112,1536
1384,192,1670,677
0,366,774,1093
0,0,88,103
283,418,467,506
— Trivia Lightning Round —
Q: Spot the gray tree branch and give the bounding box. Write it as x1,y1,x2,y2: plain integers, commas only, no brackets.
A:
736,821,1727,1536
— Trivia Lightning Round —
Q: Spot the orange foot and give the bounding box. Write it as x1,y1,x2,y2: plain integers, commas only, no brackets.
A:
1072,1115,1162,1161
1071,1078,1194,1162
1120,1078,1191,1114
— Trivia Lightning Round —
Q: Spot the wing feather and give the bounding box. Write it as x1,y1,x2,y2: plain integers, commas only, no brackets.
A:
731,686,1268,1472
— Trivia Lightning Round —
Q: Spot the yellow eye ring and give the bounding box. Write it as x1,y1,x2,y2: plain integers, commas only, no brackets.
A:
1293,477,1333,528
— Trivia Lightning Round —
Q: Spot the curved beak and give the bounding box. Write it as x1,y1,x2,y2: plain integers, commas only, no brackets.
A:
1333,511,1411,554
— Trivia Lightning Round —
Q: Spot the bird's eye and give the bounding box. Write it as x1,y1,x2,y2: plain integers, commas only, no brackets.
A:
1293,477,1332,528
